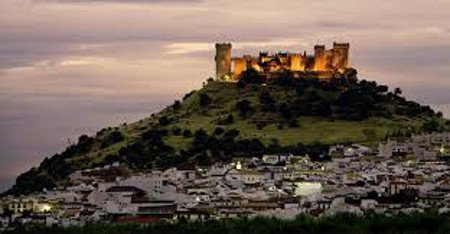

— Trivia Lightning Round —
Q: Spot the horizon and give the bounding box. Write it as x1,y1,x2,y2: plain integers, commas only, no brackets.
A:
1,0,450,192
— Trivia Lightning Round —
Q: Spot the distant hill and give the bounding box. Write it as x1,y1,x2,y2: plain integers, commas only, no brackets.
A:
5,71,449,195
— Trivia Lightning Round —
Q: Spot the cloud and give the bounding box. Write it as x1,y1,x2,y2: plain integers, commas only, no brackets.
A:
35,0,201,4
163,39,313,55
425,26,448,35
314,20,393,30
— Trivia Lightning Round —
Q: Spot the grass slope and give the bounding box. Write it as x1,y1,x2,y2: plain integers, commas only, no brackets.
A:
69,81,426,167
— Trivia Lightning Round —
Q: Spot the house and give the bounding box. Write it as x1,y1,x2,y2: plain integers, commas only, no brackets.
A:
329,144,372,157
0,216,9,229
164,166,196,181
242,170,263,185
293,182,322,197
69,163,129,183
6,198,35,214
378,140,413,158
207,164,230,177
96,185,177,219
414,147,437,161
5,198,52,214
117,172,164,198
262,154,293,165
42,190,83,203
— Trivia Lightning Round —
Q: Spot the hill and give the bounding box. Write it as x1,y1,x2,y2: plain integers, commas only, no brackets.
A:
5,71,449,195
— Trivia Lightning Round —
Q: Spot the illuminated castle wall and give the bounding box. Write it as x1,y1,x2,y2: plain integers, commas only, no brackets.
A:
215,42,350,81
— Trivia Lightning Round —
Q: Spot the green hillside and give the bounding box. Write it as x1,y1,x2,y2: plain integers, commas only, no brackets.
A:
5,72,449,195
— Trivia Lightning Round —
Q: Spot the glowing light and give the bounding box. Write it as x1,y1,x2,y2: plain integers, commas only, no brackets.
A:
39,204,52,213
236,161,242,170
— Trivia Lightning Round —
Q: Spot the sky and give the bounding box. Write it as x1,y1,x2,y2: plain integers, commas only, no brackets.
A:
1,0,450,192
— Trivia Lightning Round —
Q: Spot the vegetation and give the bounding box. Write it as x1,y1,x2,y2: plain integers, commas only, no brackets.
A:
5,72,450,195
5,212,450,234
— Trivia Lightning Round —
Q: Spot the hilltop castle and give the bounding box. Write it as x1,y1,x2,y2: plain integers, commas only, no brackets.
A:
215,42,350,81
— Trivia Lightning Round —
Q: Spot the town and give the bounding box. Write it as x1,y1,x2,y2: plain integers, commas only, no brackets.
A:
2,131,450,230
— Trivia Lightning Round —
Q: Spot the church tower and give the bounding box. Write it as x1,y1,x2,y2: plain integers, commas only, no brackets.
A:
215,43,232,80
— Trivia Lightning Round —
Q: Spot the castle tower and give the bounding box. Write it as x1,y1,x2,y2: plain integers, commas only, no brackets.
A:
313,45,326,71
331,42,350,72
232,57,247,79
289,54,304,71
215,43,232,80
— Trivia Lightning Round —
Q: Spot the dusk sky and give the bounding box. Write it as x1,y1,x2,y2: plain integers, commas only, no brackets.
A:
1,0,450,191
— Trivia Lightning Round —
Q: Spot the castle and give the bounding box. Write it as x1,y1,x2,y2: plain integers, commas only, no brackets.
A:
215,42,350,81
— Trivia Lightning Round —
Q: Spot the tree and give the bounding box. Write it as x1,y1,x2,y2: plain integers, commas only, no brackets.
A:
237,68,263,88
101,130,124,148
172,127,182,136
394,87,402,96
118,142,152,168
183,90,195,100
213,127,225,135
78,134,91,143
158,116,171,126
77,135,94,154
344,68,358,83
288,119,299,128
9,168,56,195
422,118,442,133
182,129,192,138
199,93,212,108
275,70,294,86
224,129,240,139
236,99,253,118
173,100,182,110
376,85,389,94
193,128,209,147
218,114,234,125
259,91,276,112
278,102,293,120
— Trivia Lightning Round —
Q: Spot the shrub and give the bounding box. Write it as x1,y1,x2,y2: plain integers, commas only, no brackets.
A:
199,93,212,108
158,116,171,126
236,99,253,118
172,127,182,136
173,100,182,110
213,127,225,135
182,129,193,138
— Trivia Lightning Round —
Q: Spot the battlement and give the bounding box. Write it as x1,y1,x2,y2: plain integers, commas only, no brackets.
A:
215,43,232,49
314,45,326,49
333,42,350,48
215,42,351,81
